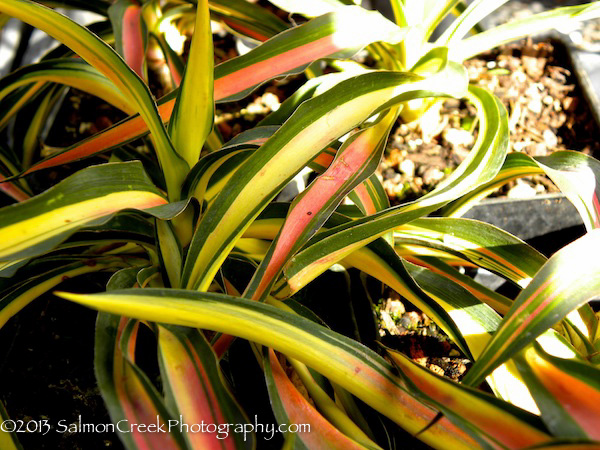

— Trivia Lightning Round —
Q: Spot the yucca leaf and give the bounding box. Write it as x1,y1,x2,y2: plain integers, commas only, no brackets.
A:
95,314,186,449
0,257,126,329
22,6,405,176
463,229,600,387
266,0,349,18
441,152,544,217
451,3,600,61
169,0,213,167
0,162,184,263
181,127,339,208
58,288,479,449
408,255,512,315
385,347,550,449
209,0,288,42
344,238,473,358
182,65,468,291
0,58,134,114
438,0,510,44
0,399,22,450
155,220,182,288
108,0,147,79
394,217,546,287
39,0,110,16
516,343,600,440
349,174,390,216
244,109,396,301
157,325,254,449
534,152,600,232
242,206,537,412
263,348,372,450
404,260,540,413
422,0,462,40
0,82,46,132
0,0,188,198
0,171,29,203
284,85,507,292
444,151,600,232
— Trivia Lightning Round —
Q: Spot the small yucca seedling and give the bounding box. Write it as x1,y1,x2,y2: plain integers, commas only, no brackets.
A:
1,0,600,449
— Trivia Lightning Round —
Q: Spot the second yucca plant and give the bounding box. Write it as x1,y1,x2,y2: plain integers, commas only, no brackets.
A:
1,0,600,448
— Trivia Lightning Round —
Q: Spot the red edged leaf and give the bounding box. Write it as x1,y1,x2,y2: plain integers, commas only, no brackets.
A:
264,348,368,450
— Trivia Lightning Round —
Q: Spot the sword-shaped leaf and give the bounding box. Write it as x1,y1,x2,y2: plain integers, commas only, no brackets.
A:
0,399,21,450
0,257,125,329
444,151,600,232
244,109,396,301
263,348,372,450
209,0,288,42
22,6,405,176
515,343,600,441
0,0,188,197
57,288,480,449
284,85,507,292
394,217,546,287
108,0,147,79
169,0,213,167
0,162,181,263
157,325,254,449
385,347,550,449
182,65,468,291
451,3,600,61
463,229,600,387
95,314,185,449
0,58,134,114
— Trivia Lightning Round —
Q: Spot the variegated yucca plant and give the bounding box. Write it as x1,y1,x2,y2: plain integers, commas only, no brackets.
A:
1,0,600,448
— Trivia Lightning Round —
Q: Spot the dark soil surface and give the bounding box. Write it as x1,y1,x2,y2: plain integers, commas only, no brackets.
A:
0,276,122,450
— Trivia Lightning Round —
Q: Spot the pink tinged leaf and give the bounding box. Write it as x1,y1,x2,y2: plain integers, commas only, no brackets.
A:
115,319,180,450
268,350,364,450
352,183,377,215
0,173,29,202
214,35,346,101
526,349,600,440
122,3,146,79
23,100,175,175
250,126,383,300
158,327,236,450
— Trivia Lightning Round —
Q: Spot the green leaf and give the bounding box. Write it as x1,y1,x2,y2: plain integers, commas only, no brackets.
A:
263,347,372,450
394,217,547,287
157,325,254,449
0,0,188,198
182,65,468,291
451,3,600,61
0,257,124,329
0,58,134,114
94,314,186,450
244,109,397,301
58,288,480,449
283,85,507,292
209,0,288,42
108,0,148,78
22,7,405,176
385,347,550,449
0,162,181,263
438,0,509,44
0,399,22,450
463,229,600,387
169,0,214,167
516,343,600,441
535,151,600,232
266,0,349,17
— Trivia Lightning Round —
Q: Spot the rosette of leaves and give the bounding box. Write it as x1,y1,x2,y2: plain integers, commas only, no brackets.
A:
1,0,600,449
